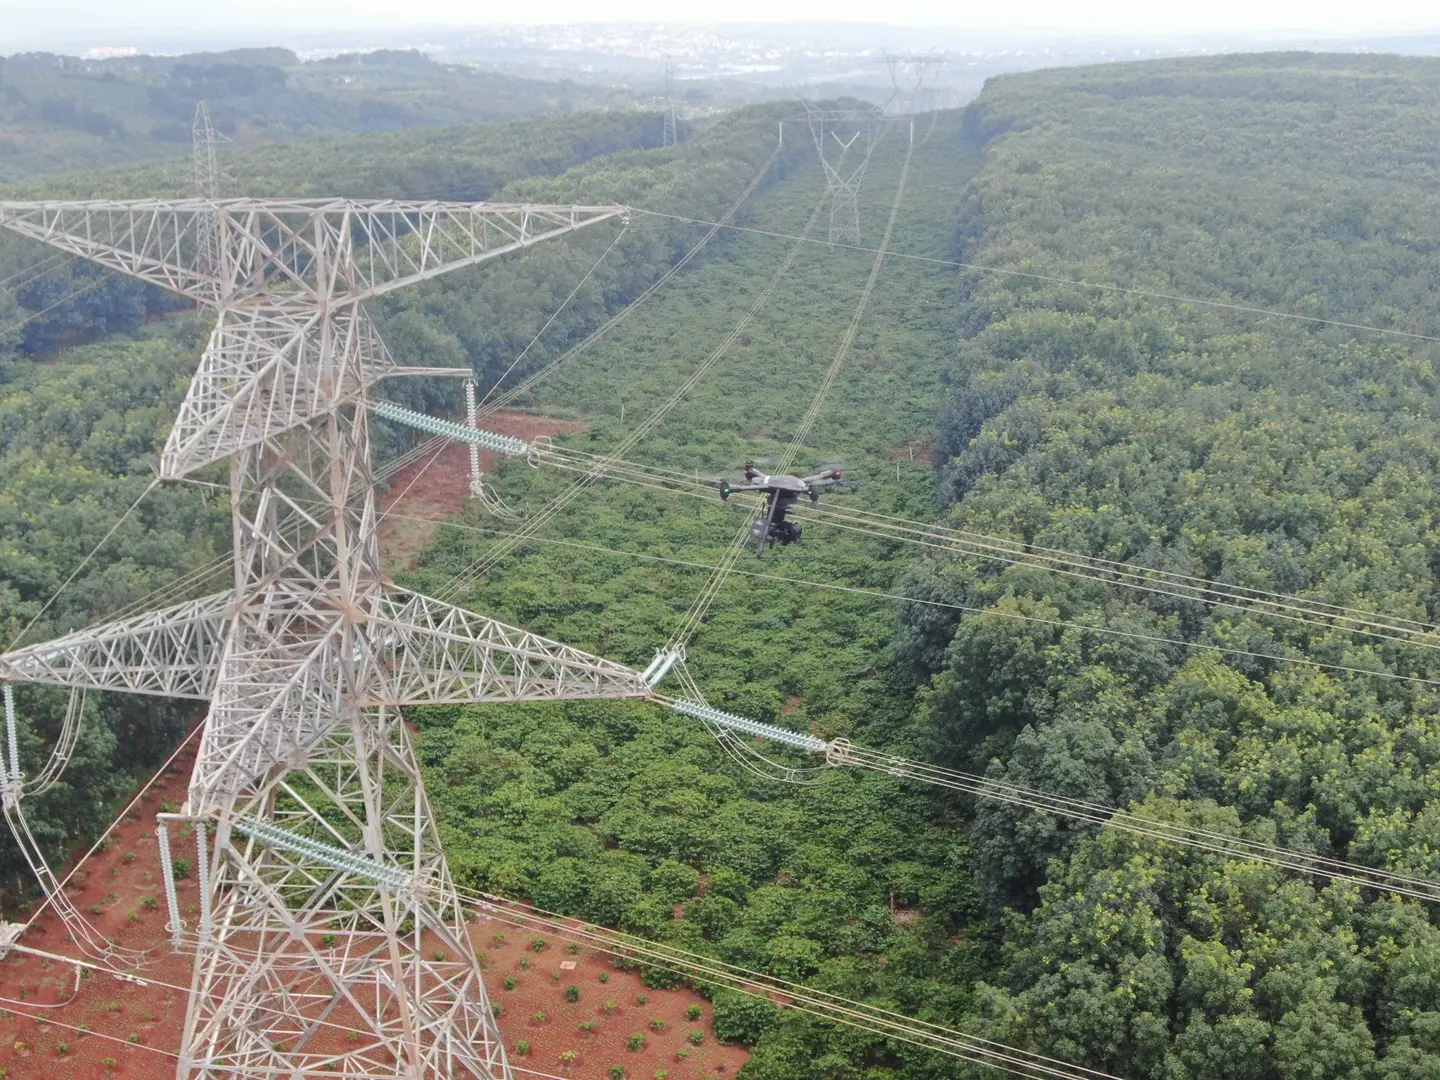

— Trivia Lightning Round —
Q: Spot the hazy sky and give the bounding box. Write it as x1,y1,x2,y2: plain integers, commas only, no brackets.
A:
1,0,1437,45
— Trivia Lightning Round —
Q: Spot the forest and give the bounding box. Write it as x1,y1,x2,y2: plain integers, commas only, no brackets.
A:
3,48,1440,1080
0,46,646,181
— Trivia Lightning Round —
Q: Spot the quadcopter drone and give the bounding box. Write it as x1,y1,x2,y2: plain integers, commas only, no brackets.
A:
718,460,847,556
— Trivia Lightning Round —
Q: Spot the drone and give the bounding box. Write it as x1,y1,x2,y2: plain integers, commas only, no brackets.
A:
718,460,848,556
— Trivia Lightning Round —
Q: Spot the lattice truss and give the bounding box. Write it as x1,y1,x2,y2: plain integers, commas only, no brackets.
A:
801,103,883,247
0,195,646,1080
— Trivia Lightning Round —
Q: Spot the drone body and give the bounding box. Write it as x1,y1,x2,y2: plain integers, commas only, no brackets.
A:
719,461,846,555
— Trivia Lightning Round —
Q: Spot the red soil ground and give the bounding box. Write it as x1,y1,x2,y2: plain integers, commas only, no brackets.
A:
378,410,584,571
0,743,747,1080
0,411,748,1079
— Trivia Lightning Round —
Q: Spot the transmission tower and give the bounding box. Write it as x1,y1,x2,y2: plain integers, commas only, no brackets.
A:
0,196,648,1079
802,101,882,247
880,52,948,117
191,102,227,280
663,57,679,147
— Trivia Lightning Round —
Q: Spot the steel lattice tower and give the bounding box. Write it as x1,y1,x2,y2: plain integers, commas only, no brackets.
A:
0,197,649,1079
191,102,225,280
881,52,948,117
663,57,679,147
802,102,881,246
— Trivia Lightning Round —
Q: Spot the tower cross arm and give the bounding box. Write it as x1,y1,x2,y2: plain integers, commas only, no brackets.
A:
0,200,221,299
345,201,628,301
0,199,628,307
0,591,231,699
369,589,651,705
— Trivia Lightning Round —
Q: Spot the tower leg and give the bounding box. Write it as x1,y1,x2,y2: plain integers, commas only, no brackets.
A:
180,704,506,1080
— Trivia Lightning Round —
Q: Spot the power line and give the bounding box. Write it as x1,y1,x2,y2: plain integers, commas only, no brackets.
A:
0,270,121,343
436,184,829,603
510,448,1440,667
477,219,630,411
626,207,1440,347
4,476,159,652
386,509,1440,689
668,125,915,653
474,143,783,422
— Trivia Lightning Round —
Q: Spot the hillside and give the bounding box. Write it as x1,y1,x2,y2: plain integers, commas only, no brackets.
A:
399,52,1440,1078
0,47,643,182
2,49,1440,1080
0,108,672,358
909,53,1440,1078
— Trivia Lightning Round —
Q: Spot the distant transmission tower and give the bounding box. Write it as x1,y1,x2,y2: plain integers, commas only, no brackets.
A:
881,52,948,117
191,101,227,280
663,56,679,147
0,196,647,1078
802,101,882,247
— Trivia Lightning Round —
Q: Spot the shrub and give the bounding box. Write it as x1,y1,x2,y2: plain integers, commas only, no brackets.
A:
503,977,516,991
685,1005,702,1022
491,933,507,946
599,972,610,983
641,964,684,990
140,896,158,910
491,1004,503,1018
431,950,445,961
608,1068,626,1080
533,1012,547,1024
688,1030,704,1046
55,1041,68,1055
711,989,777,1045
653,1071,669,1080
602,999,617,1014
579,1020,597,1032
561,1050,580,1064
626,1032,646,1052
635,994,647,1005
648,1017,666,1032
122,852,135,864
566,942,580,954
89,904,101,915
320,934,336,947
171,858,191,879
565,985,580,1003
530,937,547,952
515,1040,529,1056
